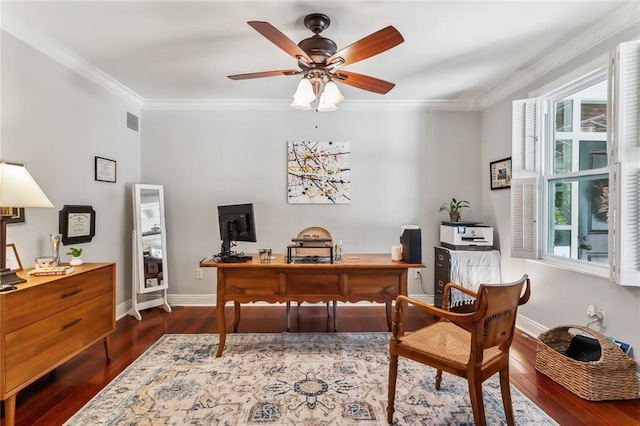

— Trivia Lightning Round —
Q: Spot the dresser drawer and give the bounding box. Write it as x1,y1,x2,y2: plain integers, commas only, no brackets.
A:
4,292,113,392
3,267,112,332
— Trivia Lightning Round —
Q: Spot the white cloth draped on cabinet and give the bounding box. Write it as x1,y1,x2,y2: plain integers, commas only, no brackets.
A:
448,250,501,307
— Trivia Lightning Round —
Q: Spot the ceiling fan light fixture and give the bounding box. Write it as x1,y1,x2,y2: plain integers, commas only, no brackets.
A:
322,81,344,104
292,77,316,103
317,91,337,112
291,99,312,110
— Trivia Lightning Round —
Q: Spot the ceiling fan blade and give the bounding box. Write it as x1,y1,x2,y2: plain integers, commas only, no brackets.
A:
334,70,396,94
327,26,404,67
228,69,300,80
248,21,313,63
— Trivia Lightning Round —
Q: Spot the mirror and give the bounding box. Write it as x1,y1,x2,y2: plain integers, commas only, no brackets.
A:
130,184,171,320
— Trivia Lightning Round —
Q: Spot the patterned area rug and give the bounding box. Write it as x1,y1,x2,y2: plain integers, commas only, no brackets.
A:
65,333,557,425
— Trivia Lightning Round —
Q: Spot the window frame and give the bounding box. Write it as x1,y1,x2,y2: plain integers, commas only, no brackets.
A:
538,67,610,278
511,41,640,286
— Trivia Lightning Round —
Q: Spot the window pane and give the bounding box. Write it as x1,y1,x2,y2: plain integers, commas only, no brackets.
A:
553,229,572,257
553,182,571,225
579,140,607,170
554,139,572,173
581,102,607,132
555,100,572,132
547,174,609,264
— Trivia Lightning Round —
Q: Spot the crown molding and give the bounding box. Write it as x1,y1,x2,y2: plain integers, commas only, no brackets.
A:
479,3,640,109
142,98,482,111
3,3,636,113
1,15,144,109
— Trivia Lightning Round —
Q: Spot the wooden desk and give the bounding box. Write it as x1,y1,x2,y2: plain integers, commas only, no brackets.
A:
200,253,423,357
0,263,115,426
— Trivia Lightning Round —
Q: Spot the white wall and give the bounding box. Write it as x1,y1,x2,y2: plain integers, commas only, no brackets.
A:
141,107,482,298
1,31,141,306
480,25,640,358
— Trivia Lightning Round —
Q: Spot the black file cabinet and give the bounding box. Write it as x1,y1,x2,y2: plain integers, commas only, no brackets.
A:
434,246,502,308
434,246,451,308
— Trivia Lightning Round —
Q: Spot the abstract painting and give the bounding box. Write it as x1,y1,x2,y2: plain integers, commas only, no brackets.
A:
287,141,351,204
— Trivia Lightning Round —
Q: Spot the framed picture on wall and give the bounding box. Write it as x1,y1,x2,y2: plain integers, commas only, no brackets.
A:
490,157,512,190
95,156,117,183
5,208,25,224
59,205,96,244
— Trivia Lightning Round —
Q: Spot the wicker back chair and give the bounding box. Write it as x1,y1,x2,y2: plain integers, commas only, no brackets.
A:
387,274,530,425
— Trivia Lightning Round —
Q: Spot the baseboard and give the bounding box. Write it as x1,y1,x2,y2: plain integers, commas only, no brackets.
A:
515,314,548,339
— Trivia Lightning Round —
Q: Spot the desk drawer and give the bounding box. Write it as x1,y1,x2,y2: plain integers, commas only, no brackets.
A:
346,270,402,300
4,292,113,392
223,270,280,296
4,267,112,332
286,272,340,296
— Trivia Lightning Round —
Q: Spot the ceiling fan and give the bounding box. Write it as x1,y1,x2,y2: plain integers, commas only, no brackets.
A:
227,13,404,110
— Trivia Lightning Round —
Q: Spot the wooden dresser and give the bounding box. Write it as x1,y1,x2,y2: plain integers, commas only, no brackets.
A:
0,263,115,426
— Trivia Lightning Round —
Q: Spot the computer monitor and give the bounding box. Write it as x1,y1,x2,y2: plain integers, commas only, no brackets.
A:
217,203,257,257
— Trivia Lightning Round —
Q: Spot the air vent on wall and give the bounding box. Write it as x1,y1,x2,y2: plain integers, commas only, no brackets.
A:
127,112,139,132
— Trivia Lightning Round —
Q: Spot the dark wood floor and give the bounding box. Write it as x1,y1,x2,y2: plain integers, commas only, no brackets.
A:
2,305,639,425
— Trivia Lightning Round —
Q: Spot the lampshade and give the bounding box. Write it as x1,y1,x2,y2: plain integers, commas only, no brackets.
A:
317,91,338,112
0,162,53,289
0,162,53,208
291,98,312,110
322,81,344,105
292,78,316,103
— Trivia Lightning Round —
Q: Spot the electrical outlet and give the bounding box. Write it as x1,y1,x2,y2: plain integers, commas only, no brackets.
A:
586,304,606,327
414,269,421,279
195,268,203,279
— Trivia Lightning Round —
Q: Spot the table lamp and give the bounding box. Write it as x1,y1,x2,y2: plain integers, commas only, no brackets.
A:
0,162,54,289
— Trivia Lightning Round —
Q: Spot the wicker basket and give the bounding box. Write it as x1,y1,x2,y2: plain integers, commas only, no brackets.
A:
536,325,639,401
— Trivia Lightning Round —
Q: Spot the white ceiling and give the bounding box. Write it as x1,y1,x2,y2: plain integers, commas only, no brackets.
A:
2,1,638,109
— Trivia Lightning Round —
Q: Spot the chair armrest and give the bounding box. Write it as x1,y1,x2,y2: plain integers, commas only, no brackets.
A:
443,282,477,298
392,294,480,336
442,282,477,311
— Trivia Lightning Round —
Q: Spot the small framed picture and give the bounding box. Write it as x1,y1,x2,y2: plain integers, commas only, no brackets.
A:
490,157,512,190
5,243,23,272
59,205,96,244
5,208,25,224
95,156,116,183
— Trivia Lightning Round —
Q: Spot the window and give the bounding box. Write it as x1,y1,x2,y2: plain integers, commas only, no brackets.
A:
511,41,640,286
545,78,609,265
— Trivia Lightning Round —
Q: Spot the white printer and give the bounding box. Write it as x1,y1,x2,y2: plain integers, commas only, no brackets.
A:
440,222,494,251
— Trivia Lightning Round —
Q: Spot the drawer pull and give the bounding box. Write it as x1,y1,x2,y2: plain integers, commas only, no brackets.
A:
438,254,444,261
61,289,82,298
62,318,82,329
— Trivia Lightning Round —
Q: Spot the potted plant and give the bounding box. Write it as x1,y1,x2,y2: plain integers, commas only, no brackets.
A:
67,247,83,266
439,198,470,222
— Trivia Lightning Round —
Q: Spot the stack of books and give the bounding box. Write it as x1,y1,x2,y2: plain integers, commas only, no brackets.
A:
27,265,74,277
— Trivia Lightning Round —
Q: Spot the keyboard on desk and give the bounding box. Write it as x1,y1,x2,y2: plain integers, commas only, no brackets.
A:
219,255,253,263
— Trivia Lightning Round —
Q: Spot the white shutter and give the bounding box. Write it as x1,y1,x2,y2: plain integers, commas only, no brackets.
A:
511,178,537,259
512,99,537,178
511,99,538,259
611,163,640,285
612,41,640,163
610,41,640,286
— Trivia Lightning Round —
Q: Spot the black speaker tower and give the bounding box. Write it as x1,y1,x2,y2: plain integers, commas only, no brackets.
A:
400,228,422,263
